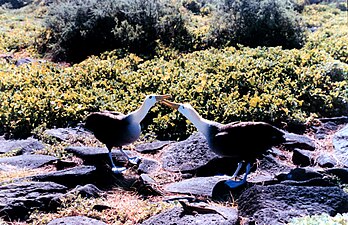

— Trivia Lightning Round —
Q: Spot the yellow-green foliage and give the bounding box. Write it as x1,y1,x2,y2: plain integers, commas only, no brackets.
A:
0,6,45,56
1,46,347,138
303,4,348,64
288,213,348,225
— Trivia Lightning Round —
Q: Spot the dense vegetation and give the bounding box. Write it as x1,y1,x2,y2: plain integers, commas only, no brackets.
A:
0,0,347,140
42,0,307,63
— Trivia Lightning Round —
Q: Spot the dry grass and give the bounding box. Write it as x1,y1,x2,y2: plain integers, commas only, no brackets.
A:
28,189,173,225
0,165,55,184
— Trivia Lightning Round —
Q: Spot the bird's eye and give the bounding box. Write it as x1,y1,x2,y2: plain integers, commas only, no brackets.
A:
149,96,153,99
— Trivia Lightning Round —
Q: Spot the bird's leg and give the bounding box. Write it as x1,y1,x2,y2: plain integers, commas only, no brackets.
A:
108,149,126,174
231,162,243,180
224,162,251,189
241,163,251,183
120,149,141,165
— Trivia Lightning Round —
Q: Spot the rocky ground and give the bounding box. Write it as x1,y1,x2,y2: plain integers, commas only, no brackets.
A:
0,117,348,224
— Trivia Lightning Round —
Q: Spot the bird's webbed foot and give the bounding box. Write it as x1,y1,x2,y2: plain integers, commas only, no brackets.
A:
224,162,251,189
224,179,246,189
128,156,141,165
111,166,127,174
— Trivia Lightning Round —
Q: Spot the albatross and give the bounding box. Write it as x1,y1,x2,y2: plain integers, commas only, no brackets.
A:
85,94,171,173
161,100,285,188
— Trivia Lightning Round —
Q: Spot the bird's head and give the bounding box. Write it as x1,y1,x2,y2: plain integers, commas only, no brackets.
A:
144,94,171,107
161,100,197,117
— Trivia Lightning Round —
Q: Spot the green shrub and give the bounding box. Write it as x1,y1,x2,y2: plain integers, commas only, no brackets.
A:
0,47,347,139
43,0,189,63
208,0,307,49
304,4,348,64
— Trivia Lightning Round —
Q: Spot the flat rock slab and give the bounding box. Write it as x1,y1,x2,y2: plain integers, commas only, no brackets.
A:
164,176,231,197
0,154,57,169
0,181,67,220
238,184,348,224
162,132,218,172
283,132,316,151
44,127,91,142
32,165,98,188
333,124,348,167
65,146,137,165
47,216,108,225
0,138,44,154
140,205,238,225
135,141,173,153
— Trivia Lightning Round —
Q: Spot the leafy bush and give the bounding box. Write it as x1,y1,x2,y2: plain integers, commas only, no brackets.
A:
43,0,189,63
304,4,348,64
0,46,347,139
208,0,307,49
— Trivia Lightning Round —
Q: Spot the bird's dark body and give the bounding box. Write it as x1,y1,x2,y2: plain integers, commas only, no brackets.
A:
206,121,285,161
85,111,141,149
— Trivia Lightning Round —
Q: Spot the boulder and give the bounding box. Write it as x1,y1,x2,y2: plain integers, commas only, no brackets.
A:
0,181,67,220
162,133,217,173
47,216,108,225
0,138,44,155
135,141,172,153
69,184,103,198
0,154,57,169
292,149,313,167
140,203,238,225
332,124,348,167
238,184,348,224
138,158,161,174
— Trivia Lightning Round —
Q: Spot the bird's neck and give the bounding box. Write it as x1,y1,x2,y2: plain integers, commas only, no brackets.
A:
183,110,215,137
128,101,154,124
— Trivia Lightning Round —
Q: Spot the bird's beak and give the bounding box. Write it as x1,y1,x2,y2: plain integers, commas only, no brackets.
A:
154,94,172,101
161,99,180,109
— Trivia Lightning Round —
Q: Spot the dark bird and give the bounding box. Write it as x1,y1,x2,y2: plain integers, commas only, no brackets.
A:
85,94,171,173
161,100,285,188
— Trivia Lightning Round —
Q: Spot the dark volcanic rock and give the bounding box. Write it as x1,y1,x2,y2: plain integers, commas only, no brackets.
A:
162,133,218,172
325,168,348,183
0,138,44,155
70,184,103,198
316,152,337,168
0,154,57,169
248,155,292,184
140,204,238,225
238,184,348,224
47,216,108,225
164,176,231,197
0,181,67,220
65,146,138,166
138,158,161,174
292,149,313,167
135,141,172,153
277,168,323,182
32,166,98,188
283,132,316,151
332,124,348,167
44,127,90,142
